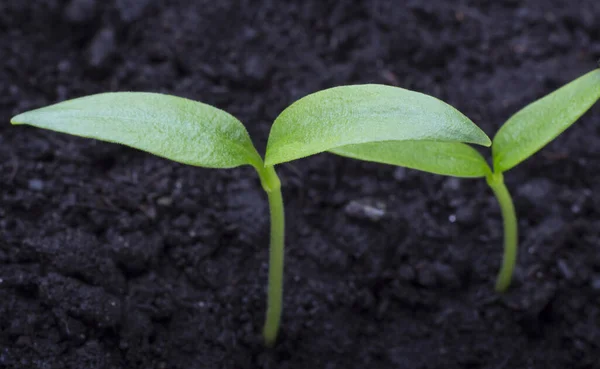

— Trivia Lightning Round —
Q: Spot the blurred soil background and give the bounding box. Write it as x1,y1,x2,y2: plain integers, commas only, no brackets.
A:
1,1,599,368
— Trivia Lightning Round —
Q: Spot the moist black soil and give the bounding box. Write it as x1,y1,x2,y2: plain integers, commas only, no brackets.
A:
1,1,600,368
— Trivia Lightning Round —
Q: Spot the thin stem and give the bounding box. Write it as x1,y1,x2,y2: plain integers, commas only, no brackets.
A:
486,172,518,292
257,165,285,346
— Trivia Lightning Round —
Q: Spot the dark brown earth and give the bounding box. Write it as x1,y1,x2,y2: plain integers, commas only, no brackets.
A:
1,1,600,368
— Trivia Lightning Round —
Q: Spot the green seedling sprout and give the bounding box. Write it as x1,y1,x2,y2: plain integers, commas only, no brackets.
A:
331,68,600,292
11,86,490,345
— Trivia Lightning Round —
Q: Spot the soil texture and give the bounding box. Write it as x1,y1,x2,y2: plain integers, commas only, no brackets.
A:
1,0,600,368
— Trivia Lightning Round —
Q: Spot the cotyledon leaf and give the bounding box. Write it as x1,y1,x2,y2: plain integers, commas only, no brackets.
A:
264,84,491,166
493,68,600,172
331,140,492,178
11,92,264,169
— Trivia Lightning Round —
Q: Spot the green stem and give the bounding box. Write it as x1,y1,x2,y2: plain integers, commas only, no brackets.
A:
486,172,518,292
257,165,284,346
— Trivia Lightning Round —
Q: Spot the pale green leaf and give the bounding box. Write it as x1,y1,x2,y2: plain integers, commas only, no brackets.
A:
264,84,491,166
331,141,491,178
493,69,600,172
11,92,263,169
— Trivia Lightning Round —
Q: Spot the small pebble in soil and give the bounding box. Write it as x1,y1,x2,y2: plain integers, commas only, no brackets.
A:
87,28,116,69
58,60,71,73
416,263,437,287
344,199,386,222
172,214,192,229
156,196,173,207
557,259,574,280
243,53,271,83
504,282,556,315
433,262,461,288
517,178,553,206
15,336,31,346
393,167,407,182
398,264,416,282
591,276,600,291
443,177,461,191
454,206,478,226
64,0,96,24
243,26,258,41
28,179,44,191
115,0,153,23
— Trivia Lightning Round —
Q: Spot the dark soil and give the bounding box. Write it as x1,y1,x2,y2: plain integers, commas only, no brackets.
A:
1,0,600,368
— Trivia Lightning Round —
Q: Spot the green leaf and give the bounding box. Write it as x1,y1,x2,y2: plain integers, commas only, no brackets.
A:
11,92,263,169
493,69,600,172
264,84,491,166
331,141,491,178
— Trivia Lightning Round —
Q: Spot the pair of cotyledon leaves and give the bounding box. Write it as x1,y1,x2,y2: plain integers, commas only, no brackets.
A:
11,69,600,178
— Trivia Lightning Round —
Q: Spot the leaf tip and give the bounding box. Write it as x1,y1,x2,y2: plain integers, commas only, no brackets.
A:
10,113,26,125
470,128,492,147
481,135,492,147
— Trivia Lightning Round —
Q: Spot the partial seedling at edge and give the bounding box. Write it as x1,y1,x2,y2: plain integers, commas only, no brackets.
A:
331,67,600,292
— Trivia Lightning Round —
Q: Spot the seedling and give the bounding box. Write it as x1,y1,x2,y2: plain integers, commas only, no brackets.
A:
11,85,489,344
331,68,600,292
